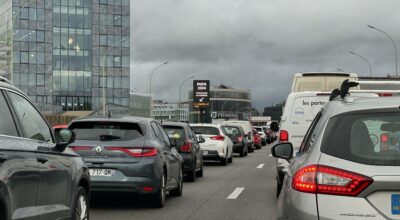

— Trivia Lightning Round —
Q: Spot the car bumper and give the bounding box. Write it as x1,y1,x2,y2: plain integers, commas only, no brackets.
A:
90,176,161,194
233,144,245,153
180,153,195,172
202,150,223,161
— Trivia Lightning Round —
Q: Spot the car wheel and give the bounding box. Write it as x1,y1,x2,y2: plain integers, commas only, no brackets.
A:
186,160,196,182
228,151,233,163
220,152,228,166
170,168,183,197
152,171,166,208
196,158,204,177
239,147,245,157
72,187,89,220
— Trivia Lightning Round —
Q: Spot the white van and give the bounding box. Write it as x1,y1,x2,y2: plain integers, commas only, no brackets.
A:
222,120,255,153
291,72,358,92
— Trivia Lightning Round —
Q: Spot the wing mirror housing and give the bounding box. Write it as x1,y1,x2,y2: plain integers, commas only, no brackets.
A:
271,142,293,161
55,129,76,152
198,136,206,144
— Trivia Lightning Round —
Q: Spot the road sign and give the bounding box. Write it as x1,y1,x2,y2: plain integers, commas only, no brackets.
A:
193,80,210,108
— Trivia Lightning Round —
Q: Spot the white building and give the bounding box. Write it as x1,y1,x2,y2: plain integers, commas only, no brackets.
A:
153,102,189,122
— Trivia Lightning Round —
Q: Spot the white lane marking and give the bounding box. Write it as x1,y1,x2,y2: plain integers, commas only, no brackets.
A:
257,164,265,169
269,154,272,157
227,187,245,200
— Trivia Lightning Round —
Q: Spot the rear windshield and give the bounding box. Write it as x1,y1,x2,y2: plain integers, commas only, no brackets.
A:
322,112,400,166
223,126,241,137
70,122,144,141
192,126,220,135
254,127,263,132
163,126,186,140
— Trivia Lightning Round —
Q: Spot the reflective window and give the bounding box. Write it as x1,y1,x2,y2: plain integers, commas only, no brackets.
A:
0,92,18,137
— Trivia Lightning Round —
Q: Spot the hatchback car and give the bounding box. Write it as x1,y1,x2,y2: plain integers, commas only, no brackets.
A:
162,122,205,182
0,78,90,220
252,129,262,149
222,125,248,157
68,116,183,208
252,126,267,146
272,93,400,219
191,124,234,165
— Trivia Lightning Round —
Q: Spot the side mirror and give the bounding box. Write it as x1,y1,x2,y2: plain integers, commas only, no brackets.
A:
271,143,293,161
55,129,76,152
198,136,205,144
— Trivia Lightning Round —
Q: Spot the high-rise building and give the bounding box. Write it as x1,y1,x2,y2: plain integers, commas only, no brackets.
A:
0,0,130,111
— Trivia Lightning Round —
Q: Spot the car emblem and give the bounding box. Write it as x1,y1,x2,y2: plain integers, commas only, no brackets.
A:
95,146,102,154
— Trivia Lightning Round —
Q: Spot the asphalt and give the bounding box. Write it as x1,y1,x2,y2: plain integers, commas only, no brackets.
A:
90,142,278,220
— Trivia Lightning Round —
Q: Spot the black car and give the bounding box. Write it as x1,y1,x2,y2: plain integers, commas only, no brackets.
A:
0,78,90,219
162,122,205,182
68,116,184,208
222,125,248,157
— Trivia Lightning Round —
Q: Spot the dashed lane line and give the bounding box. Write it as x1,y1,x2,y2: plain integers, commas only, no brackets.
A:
257,164,265,169
227,187,245,200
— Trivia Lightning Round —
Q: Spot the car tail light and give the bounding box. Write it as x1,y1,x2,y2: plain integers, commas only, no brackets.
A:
180,140,192,153
292,165,373,196
105,147,158,157
378,93,393,97
69,146,93,151
141,186,153,192
279,130,289,142
237,136,243,142
210,135,225,141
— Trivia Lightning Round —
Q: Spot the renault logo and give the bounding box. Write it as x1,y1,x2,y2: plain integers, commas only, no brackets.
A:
95,146,102,154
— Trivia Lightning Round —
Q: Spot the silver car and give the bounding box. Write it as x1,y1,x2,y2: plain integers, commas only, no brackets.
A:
272,94,400,219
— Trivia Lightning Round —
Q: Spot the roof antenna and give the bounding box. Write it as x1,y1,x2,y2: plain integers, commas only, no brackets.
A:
340,79,359,99
329,88,341,101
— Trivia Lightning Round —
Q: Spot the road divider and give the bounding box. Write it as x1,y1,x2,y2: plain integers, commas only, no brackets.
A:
227,187,245,200
257,164,265,169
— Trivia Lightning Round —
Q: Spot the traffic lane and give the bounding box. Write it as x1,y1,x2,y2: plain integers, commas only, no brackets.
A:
90,144,277,220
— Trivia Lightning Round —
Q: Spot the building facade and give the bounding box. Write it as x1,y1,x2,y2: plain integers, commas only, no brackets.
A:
189,85,252,123
0,0,130,111
130,92,151,118
153,101,189,122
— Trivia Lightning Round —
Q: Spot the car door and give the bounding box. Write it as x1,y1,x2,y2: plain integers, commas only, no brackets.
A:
0,90,40,220
6,91,73,219
156,122,180,188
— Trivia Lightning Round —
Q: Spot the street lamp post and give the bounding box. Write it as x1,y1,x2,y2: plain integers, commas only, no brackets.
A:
367,25,398,76
349,51,373,76
102,38,127,115
149,61,168,118
178,75,194,122
9,0,35,83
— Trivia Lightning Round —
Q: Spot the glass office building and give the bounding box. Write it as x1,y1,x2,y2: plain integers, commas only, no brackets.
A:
0,0,130,111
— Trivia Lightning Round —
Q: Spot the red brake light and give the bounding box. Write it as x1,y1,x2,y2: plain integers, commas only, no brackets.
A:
279,130,289,142
69,146,93,151
105,147,158,157
380,133,389,143
378,93,393,97
292,165,373,196
237,136,243,142
180,140,192,153
210,135,225,141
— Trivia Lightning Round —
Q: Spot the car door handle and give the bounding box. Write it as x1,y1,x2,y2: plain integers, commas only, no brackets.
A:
0,154,7,162
37,157,48,164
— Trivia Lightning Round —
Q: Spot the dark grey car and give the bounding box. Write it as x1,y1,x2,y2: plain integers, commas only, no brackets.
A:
68,116,184,208
0,78,90,220
162,122,205,182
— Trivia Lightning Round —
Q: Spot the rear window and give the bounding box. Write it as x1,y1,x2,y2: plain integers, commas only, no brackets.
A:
69,121,144,141
254,127,263,132
223,126,241,137
192,126,220,135
322,112,400,166
163,126,186,140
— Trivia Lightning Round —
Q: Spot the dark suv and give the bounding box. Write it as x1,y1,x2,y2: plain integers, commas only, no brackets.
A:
0,78,90,220
162,122,205,182
222,125,248,157
68,116,184,208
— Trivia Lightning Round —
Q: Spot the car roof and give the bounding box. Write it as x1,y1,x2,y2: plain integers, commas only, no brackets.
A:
161,121,189,127
0,80,28,97
190,123,220,128
324,96,400,117
70,115,152,124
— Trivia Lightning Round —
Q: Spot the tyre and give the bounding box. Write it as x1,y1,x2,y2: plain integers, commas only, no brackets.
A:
170,168,183,197
152,171,166,208
228,153,233,163
220,153,228,165
256,145,261,150
239,147,245,157
186,160,196,182
244,146,248,156
196,158,204,177
72,186,89,220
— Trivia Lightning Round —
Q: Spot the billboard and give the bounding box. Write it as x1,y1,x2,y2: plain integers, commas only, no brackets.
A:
193,80,210,108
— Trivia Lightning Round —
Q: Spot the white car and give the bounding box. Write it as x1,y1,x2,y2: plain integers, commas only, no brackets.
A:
190,124,233,165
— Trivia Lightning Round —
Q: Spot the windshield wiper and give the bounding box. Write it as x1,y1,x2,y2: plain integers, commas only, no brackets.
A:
100,134,121,140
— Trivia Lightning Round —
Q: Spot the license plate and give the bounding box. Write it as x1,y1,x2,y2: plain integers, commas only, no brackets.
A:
392,194,400,214
203,151,208,155
89,169,115,177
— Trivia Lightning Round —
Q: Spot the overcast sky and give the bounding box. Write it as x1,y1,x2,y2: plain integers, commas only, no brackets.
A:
130,0,400,112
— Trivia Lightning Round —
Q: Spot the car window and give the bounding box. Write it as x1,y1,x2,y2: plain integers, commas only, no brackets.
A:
69,121,144,141
192,126,220,135
151,122,162,141
223,126,241,138
163,126,186,141
299,111,322,154
7,92,53,142
0,92,18,137
156,123,171,147
322,112,400,166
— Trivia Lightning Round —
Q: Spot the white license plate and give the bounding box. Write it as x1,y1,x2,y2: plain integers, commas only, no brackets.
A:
203,151,208,155
89,169,115,177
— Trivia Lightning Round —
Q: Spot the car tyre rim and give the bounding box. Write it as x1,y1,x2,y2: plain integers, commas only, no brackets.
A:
75,194,88,220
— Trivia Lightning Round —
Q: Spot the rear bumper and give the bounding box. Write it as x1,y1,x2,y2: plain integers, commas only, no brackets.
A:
202,150,222,161
181,153,195,172
90,176,160,194
233,144,245,153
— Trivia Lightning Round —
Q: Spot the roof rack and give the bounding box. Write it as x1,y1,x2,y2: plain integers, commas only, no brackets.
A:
0,76,12,85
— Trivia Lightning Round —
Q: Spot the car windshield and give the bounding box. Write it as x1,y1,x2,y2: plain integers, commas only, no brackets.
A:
70,121,144,141
192,126,220,135
322,112,400,166
163,126,186,140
